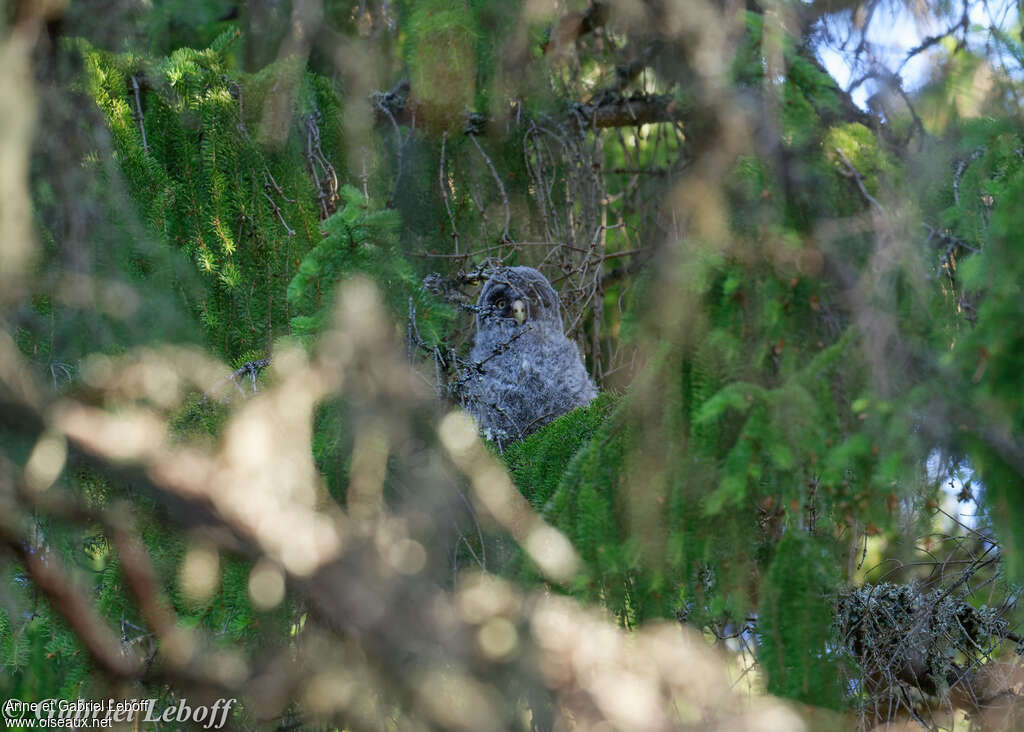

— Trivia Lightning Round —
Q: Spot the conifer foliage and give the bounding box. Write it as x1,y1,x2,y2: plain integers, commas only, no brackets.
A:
3,0,1024,729
80,29,343,358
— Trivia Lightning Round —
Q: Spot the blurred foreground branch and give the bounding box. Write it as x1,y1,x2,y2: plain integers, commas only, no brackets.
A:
0,274,805,730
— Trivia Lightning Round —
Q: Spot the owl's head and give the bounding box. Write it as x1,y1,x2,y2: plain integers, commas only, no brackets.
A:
475,266,563,333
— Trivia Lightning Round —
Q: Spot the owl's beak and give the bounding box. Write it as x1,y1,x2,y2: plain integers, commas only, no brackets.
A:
512,300,527,325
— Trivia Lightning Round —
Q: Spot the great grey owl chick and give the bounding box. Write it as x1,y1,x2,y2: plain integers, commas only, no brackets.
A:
460,266,598,444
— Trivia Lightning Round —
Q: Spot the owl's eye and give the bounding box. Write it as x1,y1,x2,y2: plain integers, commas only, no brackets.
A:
495,298,507,309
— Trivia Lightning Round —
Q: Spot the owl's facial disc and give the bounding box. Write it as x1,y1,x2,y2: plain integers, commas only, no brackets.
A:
512,299,527,325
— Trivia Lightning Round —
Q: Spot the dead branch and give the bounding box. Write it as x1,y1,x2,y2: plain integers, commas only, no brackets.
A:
374,80,683,133
303,112,340,219
568,93,682,131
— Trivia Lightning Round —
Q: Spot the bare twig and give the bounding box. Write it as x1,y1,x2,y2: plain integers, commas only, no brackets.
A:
303,112,339,219
469,134,511,242
131,75,149,151
953,150,984,205
262,190,296,236
835,147,885,213
439,132,460,253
